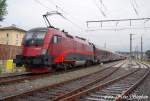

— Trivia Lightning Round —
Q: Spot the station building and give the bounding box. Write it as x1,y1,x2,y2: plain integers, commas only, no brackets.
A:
0,26,26,46
0,26,26,60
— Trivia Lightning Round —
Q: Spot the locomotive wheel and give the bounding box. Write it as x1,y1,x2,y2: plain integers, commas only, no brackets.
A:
85,60,93,67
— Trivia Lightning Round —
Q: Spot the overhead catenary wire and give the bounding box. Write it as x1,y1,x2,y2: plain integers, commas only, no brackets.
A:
98,0,107,11
34,0,84,30
92,0,106,17
33,0,53,10
44,0,85,31
87,18,150,22
45,11,84,30
133,0,139,8
33,0,87,36
86,26,150,31
130,0,139,16
44,0,67,14
86,17,150,28
34,0,55,27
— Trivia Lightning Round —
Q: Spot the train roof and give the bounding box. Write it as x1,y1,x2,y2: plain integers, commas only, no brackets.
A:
28,27,49,32
48,27,92,45
95,44,113,52
27,27,125,57
95,44,124,56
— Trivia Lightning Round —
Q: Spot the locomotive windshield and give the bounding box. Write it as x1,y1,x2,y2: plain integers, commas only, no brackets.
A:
23,31,46,46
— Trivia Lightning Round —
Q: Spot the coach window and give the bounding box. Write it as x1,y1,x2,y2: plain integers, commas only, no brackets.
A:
52,35,62,44
57,36,62,42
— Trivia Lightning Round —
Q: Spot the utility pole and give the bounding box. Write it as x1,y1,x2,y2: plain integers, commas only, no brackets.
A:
137,46,139,60
135,45,139,60
141,36,143,60
130,34,134,64
104,41,106,48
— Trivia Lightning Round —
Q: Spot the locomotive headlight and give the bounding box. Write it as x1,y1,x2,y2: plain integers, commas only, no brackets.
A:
41,49,47,55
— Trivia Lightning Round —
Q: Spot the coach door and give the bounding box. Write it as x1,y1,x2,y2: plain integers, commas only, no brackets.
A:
93,44,96,60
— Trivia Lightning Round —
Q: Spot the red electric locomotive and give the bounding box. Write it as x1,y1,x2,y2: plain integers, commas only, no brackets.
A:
14,27,124,73
14,27,100,73
14,11,125,73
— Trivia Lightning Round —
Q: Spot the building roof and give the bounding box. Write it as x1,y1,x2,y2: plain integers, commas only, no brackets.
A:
0,26,26,32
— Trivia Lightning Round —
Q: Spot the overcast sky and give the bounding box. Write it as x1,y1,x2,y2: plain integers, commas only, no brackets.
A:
1,0,150,52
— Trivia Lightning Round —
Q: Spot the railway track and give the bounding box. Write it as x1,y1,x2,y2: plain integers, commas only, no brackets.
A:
0,72,31,79
129,62,150,101
0,62,111,85
60,62,149,101
0,61,125,101
0,73,55,85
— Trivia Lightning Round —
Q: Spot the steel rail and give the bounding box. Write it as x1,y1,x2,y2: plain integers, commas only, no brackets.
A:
60,68,140,101
53,62,125,101
0,72,31,79
0,73,53,85
115,62,150,101
0,61,123,101
0,61,117,85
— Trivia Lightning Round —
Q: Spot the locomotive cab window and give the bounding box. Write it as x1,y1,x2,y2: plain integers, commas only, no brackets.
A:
52,35,62,44
23,31,46,46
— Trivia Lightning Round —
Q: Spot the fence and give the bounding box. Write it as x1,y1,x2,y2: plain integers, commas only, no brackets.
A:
0,44,22,73
0,44,22,60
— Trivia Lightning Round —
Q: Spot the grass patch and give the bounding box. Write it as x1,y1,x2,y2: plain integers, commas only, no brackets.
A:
0,63,5,74
146,61,150,64
142,61,150,65
0,65,2,74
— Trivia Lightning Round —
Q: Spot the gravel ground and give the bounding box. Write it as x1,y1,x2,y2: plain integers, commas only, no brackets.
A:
0,61,122,99
78,66,147,101
14,60,138,101
0,72,30,78
131,64,150,101
93,61,139,85
15,63,122,101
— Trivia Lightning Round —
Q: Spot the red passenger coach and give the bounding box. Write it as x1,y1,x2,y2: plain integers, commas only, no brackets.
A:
14,27,97,73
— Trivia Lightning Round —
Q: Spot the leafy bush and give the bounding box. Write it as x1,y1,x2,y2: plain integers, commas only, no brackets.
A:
145,50,150,59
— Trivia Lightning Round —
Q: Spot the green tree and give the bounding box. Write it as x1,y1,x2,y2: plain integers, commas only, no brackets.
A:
145,50,150,59
0,0,7,21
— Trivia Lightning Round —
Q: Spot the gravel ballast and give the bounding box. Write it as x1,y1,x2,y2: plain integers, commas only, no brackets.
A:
0,61,123,98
